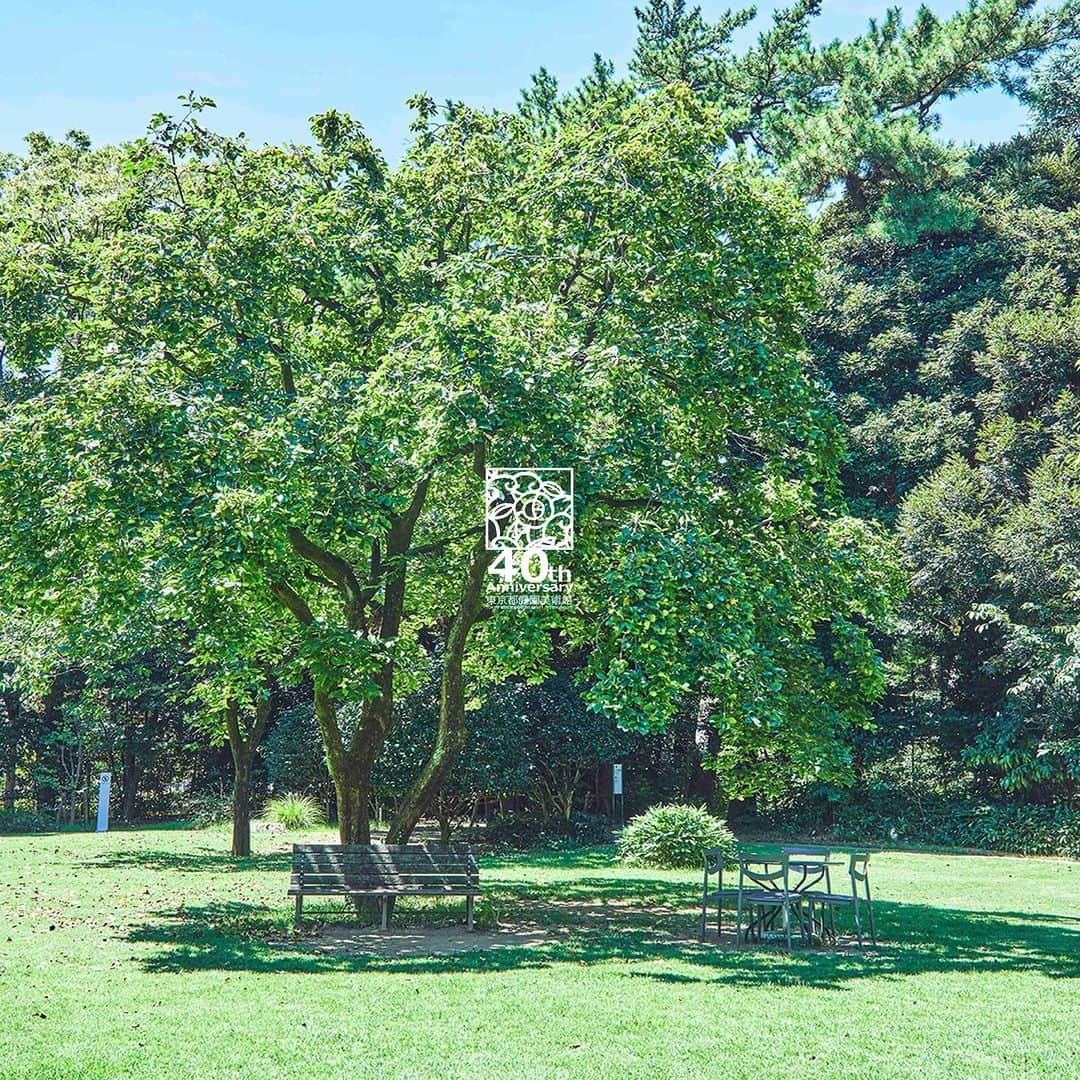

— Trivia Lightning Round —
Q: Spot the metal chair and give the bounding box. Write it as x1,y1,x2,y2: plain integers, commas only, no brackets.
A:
735,853,803,952
699,848,742,940
801,851,876,949
782,845,835,936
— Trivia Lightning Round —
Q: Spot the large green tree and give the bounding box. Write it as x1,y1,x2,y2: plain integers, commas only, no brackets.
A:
0,86,898,841
630,0,1080,204
804,51,1080,804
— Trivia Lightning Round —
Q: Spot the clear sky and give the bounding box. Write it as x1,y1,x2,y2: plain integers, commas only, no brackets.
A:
0,0,1030,159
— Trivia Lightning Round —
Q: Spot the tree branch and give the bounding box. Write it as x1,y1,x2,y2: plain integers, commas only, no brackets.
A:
269,578,315,624
286,526,363,604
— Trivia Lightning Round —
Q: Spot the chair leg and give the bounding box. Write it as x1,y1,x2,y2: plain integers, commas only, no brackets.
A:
853,897,863,950
380,897,388,931
700,869,707,942
783,901,792,953
466,894,475,932
735,891,744,948
826,869,836,936
866,886,876,945
294,893,303,927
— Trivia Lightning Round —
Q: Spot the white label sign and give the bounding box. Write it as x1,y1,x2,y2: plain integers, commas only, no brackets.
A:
96,773,111,832
612,764,623,796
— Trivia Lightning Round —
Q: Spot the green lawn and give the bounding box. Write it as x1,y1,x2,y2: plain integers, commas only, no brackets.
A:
1,826,1077,1079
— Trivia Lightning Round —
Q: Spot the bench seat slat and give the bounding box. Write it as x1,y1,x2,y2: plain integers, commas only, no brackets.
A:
288,886,481,896
293,844,473,852
292,878,475,888
291,868,477,877
295,861,477,872
290,865,473,873
294,857,477,868
295,862,476,873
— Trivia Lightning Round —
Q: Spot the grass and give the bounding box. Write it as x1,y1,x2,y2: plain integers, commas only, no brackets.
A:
0,825,1077,1079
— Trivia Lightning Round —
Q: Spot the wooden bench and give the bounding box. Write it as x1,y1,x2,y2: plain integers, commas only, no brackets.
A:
289,843,480,930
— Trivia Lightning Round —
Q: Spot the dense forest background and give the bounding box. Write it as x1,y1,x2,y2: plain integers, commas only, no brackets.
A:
1,1,1078,858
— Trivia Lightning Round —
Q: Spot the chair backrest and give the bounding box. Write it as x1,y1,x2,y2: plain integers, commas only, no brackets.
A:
703,847,726,875
849,851,871,882
738,853,791,892
781,845,831,861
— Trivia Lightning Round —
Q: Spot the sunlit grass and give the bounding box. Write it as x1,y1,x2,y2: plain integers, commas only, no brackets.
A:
0,824,1077,1078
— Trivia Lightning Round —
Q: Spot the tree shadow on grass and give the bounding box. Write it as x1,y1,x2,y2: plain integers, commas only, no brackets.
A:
85,844,619,876
484,847,619,871
80,847,292,874
120,871,1080,987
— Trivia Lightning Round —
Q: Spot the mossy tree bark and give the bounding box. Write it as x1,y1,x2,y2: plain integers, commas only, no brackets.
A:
223,693,272,857
387,538,493,845
272,476,431,846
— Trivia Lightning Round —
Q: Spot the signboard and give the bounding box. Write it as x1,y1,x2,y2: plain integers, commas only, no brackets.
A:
96,773,111,832
612,764,623,796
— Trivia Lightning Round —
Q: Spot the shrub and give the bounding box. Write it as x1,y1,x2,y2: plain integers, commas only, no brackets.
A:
828,798,1080,858
264,702,335,804
0,809,53,834
483,810,614,852
483,812,542,850
566,811,615,846
185,792,232,828
264,793,325,830
761,792,1080,859
617,803,737,869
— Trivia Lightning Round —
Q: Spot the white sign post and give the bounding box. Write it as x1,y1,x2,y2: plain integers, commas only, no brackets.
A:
612,763,624,829
96,772,111,832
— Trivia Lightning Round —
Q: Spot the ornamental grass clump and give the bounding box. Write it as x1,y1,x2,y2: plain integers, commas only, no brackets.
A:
617,803,737,869
264,794,325,830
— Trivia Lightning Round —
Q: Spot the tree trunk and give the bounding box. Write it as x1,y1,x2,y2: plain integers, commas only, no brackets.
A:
67,743,85,826
231,750,252,856
272,477,436,853
844,172,868,210
224,692,272,858
437,797,453,844
314,688,378,845
121,751,139,823
2,692,18,811
387,540,492,844
333,762,371,845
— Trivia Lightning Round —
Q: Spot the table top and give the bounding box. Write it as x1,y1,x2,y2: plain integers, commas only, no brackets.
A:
736,855,845,868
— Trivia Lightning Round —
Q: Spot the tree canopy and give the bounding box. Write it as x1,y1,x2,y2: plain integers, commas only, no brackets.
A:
0,82,898,841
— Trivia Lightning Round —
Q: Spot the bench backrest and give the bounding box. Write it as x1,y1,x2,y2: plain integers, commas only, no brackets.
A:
291,843,479,893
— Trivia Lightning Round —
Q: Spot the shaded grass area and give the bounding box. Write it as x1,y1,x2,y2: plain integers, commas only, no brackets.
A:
1,825,1078,1078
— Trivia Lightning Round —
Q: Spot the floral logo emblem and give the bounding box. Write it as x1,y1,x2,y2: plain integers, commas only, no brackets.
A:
485,468,574,551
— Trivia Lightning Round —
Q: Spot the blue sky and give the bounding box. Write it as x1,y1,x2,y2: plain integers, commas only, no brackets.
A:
0,0,1029,159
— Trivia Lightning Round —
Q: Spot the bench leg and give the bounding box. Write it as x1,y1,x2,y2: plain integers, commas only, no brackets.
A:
466,894,475,932
380,897,388,931
294,893,303,927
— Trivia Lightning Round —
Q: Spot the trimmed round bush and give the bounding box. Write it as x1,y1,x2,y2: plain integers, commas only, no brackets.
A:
617,804,737,869
264,794,325,830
